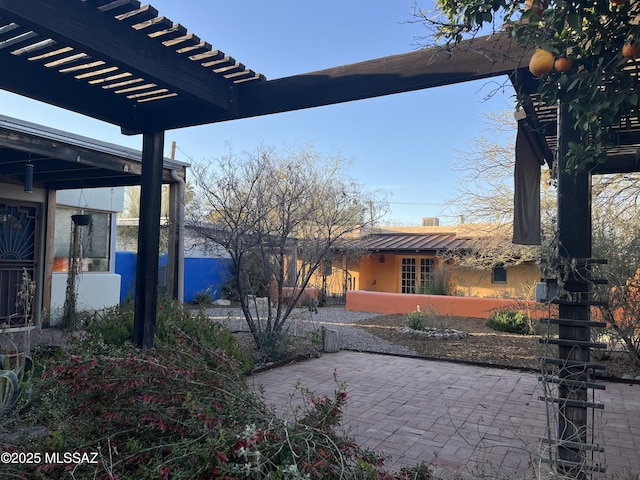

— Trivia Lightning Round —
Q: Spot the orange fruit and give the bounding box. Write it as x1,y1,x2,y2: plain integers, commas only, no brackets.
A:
622,43,640,58
554,56,573,73
612,0,627,6
529,48,555,76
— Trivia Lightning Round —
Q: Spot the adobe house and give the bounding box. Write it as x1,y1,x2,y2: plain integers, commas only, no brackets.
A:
355,224,539,298
0,2,638,473
308,220,539,307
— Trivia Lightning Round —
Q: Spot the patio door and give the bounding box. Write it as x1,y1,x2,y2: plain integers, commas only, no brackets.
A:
0,201,39,328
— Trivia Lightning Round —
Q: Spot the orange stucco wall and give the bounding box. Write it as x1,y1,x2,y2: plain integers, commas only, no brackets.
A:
346,290,546,319
359,254,399,292
308,258,361,296
453,264,539,298
308,253,540,301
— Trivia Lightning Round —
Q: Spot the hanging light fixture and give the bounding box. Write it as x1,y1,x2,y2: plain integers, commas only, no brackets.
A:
24,160,34,194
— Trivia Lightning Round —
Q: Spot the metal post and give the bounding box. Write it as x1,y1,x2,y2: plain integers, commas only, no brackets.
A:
133,130,165,349
556,100,592,479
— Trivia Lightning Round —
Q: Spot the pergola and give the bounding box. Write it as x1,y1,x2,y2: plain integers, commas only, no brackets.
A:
0,1,638,476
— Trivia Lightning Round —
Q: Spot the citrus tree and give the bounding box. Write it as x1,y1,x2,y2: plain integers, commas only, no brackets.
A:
415,0,640,171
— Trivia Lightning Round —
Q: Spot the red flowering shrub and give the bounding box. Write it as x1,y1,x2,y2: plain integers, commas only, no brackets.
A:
602,267,640,366
1,302,433,479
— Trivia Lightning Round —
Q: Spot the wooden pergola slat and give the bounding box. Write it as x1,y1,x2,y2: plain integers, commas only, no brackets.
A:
0,0,268,133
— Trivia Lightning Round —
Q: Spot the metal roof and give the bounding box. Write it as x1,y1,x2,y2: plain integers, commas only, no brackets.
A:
361,232,472,253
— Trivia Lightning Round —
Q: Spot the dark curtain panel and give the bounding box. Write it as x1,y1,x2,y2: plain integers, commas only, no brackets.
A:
512,121,541,245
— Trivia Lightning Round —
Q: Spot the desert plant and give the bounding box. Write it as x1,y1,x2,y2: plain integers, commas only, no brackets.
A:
221,278,241,303
486,309,532,335
82,297,252,370
310,327,325,350
405,307,438,332
194,287,214,307
254,329,294,363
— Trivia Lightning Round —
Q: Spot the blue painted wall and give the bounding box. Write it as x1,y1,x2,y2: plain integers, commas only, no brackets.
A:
116,251,137,303
115,252,234,303
183,257,233,302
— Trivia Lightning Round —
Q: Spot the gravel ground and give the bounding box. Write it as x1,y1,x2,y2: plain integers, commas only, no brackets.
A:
204,306,421,356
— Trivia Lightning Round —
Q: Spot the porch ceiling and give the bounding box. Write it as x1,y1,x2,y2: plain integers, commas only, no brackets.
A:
0,115,186,190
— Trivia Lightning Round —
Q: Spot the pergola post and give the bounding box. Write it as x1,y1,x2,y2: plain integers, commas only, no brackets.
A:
555,100,592,479
133,130,165,349
166,175,185,303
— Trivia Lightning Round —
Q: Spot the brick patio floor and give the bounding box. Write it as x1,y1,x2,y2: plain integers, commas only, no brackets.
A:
250,352,640,479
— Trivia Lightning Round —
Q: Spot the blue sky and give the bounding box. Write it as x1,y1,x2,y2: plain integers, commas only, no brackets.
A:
0,1,516,225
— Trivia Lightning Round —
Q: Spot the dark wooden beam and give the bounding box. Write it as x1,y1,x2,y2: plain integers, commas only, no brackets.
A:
47,176,143,190
555,100,592,479
233,34,528,120
133,33,530,130
592,153,640,174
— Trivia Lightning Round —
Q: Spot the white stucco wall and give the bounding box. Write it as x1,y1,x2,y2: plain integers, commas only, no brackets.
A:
50,272,121,326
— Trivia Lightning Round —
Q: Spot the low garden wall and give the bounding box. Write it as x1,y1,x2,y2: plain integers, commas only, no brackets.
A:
346,290,545,319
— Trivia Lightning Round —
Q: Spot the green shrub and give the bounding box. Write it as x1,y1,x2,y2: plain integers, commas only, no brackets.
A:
82,297,252,371
194,288,214,306
221,278,241,302
254,329,293,363
405,309,436,332
486,309,532,335
417,271,455,296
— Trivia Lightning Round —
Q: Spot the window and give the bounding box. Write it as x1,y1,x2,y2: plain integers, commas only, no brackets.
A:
402,257,436,293
419,258,435,291
401,258,416,293
492,263,507,283
53,207,111,272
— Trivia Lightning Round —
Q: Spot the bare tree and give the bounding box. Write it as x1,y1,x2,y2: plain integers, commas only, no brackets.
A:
592,173,640,364
439,111,553,270
592,174,640,285
187,144,387,353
